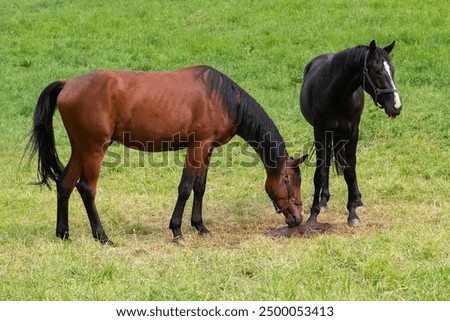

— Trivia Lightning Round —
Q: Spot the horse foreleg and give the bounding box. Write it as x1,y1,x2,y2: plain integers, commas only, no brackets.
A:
169,168,196,243
191,166,211,236
77,152,112,244
170,143,213,243
343,130,361,227
191,143,214,236
56,156,81,240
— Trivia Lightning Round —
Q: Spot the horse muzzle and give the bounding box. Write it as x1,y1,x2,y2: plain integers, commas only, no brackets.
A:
385,104,402,119
285,210,303,227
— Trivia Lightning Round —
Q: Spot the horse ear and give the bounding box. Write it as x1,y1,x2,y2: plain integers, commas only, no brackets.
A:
290,154,309,167
299,154,309,164
383,41,396,54
369,40,377,53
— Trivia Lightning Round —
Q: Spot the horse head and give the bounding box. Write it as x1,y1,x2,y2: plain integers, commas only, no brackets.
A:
266,155,308,227
363,40,403,119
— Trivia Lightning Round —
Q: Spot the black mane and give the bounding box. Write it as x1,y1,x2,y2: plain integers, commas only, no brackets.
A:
196,66,286,174
330,45,391,72
331,45,367,71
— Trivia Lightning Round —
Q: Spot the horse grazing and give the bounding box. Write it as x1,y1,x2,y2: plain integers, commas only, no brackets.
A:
300,40,402,226
28,66,307,244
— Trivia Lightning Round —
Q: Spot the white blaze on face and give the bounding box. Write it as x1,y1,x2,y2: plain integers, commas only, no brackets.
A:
383,61,402,109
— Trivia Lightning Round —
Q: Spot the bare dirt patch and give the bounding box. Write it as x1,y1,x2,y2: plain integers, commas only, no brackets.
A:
265,222,336,238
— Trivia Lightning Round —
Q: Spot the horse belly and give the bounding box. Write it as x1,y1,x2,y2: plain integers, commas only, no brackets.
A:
116,108,232,152
116,128,192,152
114,107,194,152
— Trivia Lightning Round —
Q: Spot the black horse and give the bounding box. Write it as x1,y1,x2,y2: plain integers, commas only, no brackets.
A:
300,40,402,226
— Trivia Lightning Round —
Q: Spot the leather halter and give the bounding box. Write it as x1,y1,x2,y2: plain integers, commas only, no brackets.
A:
362,50,398,106
269,166,302,214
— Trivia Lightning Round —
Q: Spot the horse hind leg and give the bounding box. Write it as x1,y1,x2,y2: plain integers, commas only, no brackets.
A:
319,177,330,208
309,163,328,222
77,180,112,245
308,130,328,222
76,151,112,244
56,156,81,240
319,134,332,208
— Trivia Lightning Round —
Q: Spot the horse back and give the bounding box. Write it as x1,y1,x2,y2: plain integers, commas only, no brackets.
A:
300,54,333,125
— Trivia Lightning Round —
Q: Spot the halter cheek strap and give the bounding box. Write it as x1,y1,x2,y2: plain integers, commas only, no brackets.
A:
269,169,302,214
362,50,398,106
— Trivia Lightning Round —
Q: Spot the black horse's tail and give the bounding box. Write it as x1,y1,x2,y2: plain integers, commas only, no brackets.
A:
308,132,347,176
27,81,65,189
330,133,347,176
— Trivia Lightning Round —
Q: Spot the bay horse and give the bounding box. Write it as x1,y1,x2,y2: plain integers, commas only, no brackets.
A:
28,65,307,244
300,40,402,226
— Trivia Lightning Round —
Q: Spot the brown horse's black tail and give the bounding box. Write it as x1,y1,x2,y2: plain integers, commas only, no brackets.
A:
27,81,65,189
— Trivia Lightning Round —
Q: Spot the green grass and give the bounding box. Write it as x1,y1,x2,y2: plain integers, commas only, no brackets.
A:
0,0,449,300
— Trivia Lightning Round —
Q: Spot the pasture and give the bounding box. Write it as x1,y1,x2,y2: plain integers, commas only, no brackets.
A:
0,0,448,300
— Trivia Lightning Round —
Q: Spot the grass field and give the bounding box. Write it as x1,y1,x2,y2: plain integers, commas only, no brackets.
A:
0,0,449,300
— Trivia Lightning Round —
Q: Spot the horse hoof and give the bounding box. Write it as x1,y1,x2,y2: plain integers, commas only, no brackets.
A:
102,239,115,246
307,216,318,223
96,237,115,246
199,231,212,238
356,199,364,207
348,218,361,227
56,231,70,241
319,200,328,208
172,235,185,246
95,232,114,246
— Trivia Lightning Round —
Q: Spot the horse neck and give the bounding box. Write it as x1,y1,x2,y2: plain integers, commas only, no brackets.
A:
329,46,367,98
235,109,287,177
197,65,287,178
